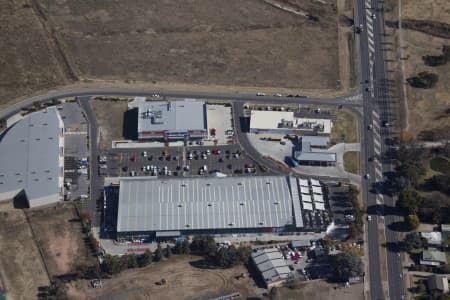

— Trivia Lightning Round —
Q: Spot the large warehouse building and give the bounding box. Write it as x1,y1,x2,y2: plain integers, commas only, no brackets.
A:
110,176,306,241
0,107,64,207
137,100,207,140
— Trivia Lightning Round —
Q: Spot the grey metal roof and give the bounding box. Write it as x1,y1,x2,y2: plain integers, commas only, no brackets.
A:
294,151,337,162
117,176,295,233
251,248,290,283
0,107,63,206
137,100,206,133
300,136,330,147
289,177,304,228
291,240,311,248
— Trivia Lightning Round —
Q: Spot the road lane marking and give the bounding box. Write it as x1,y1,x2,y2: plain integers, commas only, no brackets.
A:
372,110,379,119
375,167,383,178
374,136,381,147
369,44,375,54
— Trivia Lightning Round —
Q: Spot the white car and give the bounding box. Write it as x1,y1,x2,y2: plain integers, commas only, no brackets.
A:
256,92,266,96
367,215,372,221
274,93,282,97
364,173,371,179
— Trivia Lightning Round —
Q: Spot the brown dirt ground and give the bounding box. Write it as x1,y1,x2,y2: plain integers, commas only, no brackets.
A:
271,279,364,300
383,0,450,139
25,202,98,277
90,99,129,148
0,208,50,300
67,255,265,300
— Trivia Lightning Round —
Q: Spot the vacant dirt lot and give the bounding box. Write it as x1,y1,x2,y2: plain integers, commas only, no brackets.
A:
68,255,264,300
0,208,50,300
26,203,97,277
271,279,364,300
90,99,129,148
330,109,358,144
384,0,450,139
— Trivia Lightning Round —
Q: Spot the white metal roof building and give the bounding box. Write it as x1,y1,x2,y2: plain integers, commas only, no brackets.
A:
251,248,291,288
137,100,207,140
116,176,302,238
249,111,294,133
0,107,64,207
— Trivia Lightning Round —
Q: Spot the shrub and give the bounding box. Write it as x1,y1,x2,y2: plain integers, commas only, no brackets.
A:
407,71,439,88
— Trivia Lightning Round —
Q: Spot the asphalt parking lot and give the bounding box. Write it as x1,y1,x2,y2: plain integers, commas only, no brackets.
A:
102,144,267,178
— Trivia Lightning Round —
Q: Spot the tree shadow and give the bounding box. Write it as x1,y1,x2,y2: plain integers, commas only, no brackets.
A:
189,258,222,270
387,221,410,232
239,116,250,133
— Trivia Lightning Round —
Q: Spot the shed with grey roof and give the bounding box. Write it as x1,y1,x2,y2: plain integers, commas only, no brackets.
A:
251,248,291,288
0,107,64,207
293,136,336,166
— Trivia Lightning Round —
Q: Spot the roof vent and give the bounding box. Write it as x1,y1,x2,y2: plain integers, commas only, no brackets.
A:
181,184,186,187
206,183,211,186
178,204,183,208
237,182,242,186
266,182,271,184
20,139,25,142
15,173,20,176
34,179,39,181
208,203,212,207
48,178,52,180
18,180,23,183
42,123,48,126
274,202,279,205
240,203,245,206
185,224,190,228
228,223,234,226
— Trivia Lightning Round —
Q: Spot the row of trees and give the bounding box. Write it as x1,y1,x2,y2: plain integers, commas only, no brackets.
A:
348,185,363,239
91,236,251,277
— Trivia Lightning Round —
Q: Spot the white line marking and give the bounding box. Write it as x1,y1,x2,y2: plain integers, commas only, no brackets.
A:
374,137,381,148
375,167,383,178
372,110,379,118
369,44,375,54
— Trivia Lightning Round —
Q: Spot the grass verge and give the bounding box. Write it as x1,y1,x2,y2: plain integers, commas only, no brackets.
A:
344,151,360,174
331,109,358,143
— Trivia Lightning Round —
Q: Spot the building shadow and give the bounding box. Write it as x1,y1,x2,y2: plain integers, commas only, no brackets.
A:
123,108,138,140
13,190,29,209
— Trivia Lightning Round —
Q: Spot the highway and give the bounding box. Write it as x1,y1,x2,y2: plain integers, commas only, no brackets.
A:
356,0,405,298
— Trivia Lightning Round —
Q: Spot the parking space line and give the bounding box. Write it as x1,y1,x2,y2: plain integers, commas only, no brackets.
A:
375,167,383,178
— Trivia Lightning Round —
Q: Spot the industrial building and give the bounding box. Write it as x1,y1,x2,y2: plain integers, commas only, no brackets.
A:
249,110,332,134
251,248,291,288
108,175,309,241
136,100,207,140
0,107,64,207
293,136,336,166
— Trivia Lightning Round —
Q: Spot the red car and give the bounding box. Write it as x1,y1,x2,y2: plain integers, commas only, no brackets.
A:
130,154,136,162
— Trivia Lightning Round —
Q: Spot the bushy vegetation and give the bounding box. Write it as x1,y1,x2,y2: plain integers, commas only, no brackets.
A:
407,71,439,89
331,251,363,282
422,45,450,66
348,185,363,239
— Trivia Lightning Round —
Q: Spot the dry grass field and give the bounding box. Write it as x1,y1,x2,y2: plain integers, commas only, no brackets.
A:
0,0,69,110
384,0,450,139
26,203,97,277
0,208,50,300
67,255,264,300
1,0,348,111
38,0,339,90
270,280,364,300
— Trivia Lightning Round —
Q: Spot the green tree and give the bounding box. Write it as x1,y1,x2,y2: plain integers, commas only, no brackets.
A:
137,249,152,267
166,244,172,259
154,243,163,262
407,71,439,89
403,232,427,252
47,278,68,300
123,253,138,268
191,235,217,256
182,239,191,255
397,190,423,214
331,252,363,282
101,254,125,274
406,214,420,230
